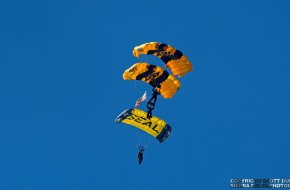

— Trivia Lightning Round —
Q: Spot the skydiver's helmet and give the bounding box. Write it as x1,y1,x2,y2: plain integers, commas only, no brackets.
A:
138,146,145,152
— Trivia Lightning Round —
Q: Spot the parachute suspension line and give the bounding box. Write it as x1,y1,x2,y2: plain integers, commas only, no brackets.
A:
137,129,141,146
134,129,143,149
136,131,146,150
139,133,151,150
146,132,152,149
146,89,159,119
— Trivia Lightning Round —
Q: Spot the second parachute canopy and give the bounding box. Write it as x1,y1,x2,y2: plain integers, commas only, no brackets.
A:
123,62,181,99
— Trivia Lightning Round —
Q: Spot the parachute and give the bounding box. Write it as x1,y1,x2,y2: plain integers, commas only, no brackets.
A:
132,42,193,77
115,41,193,149
123,62,181,99
115,108,171,143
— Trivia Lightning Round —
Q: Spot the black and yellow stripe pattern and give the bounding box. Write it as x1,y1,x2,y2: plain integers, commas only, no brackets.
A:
123,62,181,99
132,42,193,77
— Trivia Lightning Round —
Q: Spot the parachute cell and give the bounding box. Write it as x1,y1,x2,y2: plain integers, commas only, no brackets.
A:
123,62,181,99
132,42,193,77
115,108,171,143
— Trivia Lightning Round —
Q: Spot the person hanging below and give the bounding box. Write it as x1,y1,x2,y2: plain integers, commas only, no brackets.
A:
137,146,145,165
146,89,159,119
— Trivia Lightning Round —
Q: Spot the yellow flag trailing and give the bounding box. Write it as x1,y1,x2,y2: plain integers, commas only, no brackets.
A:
115,108,172,143
123,62,181,99
133,42,193,77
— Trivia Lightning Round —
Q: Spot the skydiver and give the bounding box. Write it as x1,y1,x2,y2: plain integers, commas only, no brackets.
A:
137,146,145,165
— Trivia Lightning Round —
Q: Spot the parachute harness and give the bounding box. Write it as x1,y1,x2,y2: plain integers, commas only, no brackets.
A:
146,89,159,119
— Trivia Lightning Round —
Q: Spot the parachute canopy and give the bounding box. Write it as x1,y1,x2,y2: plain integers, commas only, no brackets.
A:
132,42,193,77
115,108,171,143
123,62,181,99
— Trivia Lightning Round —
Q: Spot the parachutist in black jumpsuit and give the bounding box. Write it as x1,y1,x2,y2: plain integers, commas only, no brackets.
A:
137,146,145,165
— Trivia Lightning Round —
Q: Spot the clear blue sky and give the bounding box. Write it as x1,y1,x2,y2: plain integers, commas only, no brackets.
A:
0,0,289,189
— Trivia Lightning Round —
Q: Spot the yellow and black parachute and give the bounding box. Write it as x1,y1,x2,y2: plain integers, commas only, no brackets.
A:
123,62,181,99
115,108,171,143
115,42,193,145
133,42,193,77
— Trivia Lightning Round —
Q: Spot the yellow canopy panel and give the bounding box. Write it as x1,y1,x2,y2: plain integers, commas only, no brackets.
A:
115,108,172,143
132,42,193,77
123,62,181,99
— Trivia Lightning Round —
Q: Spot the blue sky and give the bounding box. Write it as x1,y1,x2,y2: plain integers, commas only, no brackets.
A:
0,0,289,189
